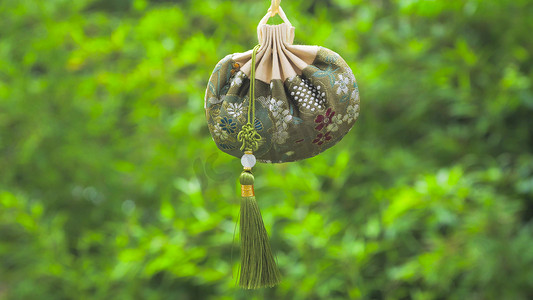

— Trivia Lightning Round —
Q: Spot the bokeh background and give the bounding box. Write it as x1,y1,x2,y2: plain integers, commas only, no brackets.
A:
1,0,533,299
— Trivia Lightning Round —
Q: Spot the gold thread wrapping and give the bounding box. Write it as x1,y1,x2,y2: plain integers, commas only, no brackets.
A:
241,185,255,197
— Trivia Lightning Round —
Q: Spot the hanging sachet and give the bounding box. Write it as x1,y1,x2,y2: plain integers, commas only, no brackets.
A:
205,1,360,289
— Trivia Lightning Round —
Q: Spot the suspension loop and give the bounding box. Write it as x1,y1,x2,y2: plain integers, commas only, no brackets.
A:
269,0,281,16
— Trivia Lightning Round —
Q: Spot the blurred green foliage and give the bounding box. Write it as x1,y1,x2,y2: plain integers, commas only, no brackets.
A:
1,0,533,299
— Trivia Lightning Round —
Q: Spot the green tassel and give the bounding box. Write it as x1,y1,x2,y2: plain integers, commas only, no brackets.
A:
239,171,281,289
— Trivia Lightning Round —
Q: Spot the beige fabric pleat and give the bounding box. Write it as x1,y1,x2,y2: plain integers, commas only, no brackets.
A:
233,23,319,83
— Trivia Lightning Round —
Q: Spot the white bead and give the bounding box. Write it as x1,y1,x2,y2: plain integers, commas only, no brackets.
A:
241,154,256,168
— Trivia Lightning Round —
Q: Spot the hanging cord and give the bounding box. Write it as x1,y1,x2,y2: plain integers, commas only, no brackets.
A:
237,45,262,152
235,43,281,289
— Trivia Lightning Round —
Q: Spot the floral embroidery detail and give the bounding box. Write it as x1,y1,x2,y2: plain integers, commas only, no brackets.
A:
209,122,230,143
312,132,332,145
270,97,293,126
343,103,360,123
227,102,244,118
269,98,284,114
326,114,343,132
276,110,292,128
315,108,336,131
272,127,289,144
269,97,293,144
334,74,350,95
212,124,229,142
219,116,237,134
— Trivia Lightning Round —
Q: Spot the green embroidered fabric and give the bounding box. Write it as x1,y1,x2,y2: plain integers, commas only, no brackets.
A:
205,47,360,163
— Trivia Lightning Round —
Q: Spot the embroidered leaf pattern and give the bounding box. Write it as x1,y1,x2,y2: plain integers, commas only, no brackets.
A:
311,65,339,86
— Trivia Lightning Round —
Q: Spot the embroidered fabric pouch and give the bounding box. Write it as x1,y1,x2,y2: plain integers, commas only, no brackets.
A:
205,17,360,163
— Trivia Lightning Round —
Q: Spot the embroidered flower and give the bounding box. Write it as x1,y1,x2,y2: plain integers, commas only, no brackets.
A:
315,108,336,131
211,123,229,142
334,74,350,95
219,116,237,134
312,132,332,145
269,98,293,128
269,98,284,114
276,109,292,129
272,127,289,144
268,100,292,144
326,114,343,132
343,103,360,123
227,102,244,118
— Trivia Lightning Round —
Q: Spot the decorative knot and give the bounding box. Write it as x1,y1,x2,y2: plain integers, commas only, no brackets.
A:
237,123,261,151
